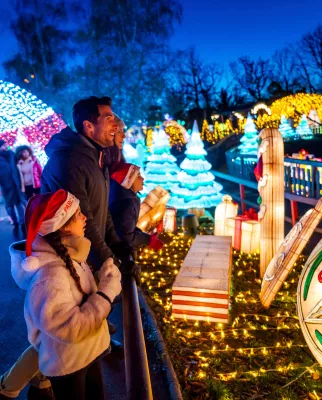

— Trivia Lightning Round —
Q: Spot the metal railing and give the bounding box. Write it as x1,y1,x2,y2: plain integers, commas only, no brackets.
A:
212,169,321,231
226,152,322,199
122,273,153,400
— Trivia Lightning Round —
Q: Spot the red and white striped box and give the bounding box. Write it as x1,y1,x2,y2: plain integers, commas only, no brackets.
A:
172,236,232,323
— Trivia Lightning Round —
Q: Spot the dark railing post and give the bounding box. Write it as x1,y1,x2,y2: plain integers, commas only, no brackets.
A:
122,275,153,400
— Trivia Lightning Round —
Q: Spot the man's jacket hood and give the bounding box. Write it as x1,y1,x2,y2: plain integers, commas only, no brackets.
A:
45,127,98,162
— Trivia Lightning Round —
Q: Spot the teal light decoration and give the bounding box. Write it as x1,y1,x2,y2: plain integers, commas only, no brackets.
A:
279,115,296,142
143,127,179,192
296,115,314,140
238,113,258,154
169,121,223,209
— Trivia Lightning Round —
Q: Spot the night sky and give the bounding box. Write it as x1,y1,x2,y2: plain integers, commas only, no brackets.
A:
0,0,322,77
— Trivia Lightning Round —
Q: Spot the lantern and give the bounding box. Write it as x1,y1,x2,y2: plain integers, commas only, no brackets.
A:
260,197,322,308
172,235,232,323
257,128,285,278
297,239,322,365
138,186,170,220
161,207,177,233
138,186,170,231
214,195,238,236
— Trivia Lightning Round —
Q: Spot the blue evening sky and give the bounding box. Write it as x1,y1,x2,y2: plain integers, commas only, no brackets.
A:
0,0,321,76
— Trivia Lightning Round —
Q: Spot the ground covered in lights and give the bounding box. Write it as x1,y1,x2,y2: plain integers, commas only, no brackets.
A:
138,228,322,400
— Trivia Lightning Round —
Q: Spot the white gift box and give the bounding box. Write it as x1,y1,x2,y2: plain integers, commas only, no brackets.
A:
225,217,260,254
172,236,232,323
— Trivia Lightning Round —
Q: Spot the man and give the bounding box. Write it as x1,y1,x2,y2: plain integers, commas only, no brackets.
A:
0,140,25,226
41,96,133,268
102,113,126,168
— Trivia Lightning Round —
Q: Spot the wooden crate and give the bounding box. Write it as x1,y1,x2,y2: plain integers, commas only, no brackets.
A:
172,236,232,323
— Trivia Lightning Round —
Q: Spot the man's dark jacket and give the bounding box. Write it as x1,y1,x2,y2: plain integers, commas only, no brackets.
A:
41,127,120,268
109,179,150,249
0,150,23,207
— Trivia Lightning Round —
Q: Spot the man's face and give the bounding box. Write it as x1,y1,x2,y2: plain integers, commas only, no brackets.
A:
86,105,119,147
114,126,126,150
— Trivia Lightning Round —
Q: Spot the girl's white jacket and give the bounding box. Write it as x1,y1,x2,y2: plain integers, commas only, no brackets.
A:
10,234,110,377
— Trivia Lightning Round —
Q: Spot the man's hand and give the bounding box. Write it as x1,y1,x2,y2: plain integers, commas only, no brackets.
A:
120,259,141,286
111,241,134,264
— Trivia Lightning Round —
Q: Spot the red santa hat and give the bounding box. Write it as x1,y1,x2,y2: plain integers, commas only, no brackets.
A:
110,162,140,189
25,189,80,256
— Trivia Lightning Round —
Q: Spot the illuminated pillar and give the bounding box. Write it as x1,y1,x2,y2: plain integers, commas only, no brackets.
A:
257,128,284,278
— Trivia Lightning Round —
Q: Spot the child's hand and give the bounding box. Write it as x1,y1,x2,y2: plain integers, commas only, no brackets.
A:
97,262,122,302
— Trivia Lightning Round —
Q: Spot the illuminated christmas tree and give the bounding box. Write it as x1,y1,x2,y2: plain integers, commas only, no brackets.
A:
170,121,223,209
296,114,314,140
135,131,149,167
163,119,188,148
143,127,179,191
238,114,258,154
279,115,295,141
0,80,66,149
201,119,211,142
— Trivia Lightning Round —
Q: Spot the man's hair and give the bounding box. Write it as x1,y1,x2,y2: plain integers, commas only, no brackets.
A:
72,96,112,134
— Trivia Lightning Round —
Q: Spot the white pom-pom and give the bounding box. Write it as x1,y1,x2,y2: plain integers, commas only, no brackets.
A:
22,256,40,272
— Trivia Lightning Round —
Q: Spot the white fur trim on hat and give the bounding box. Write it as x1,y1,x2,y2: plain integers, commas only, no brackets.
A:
121,165,140,189
38,192,80,236
22,256,40,272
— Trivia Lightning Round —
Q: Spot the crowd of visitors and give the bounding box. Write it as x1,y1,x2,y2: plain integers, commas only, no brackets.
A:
0,96,164,400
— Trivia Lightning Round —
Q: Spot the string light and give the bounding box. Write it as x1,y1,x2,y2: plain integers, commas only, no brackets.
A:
0,80,66,150
138,226,318,398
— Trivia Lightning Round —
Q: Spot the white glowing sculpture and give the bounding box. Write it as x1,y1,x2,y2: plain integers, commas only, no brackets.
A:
261,197,322,308
214,195,238,236
172,235,232,323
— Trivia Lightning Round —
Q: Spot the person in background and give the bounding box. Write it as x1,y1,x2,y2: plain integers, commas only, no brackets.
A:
109,162,164,251
0,140,25,226
16,145,42,201
10,190,122,400
102,113,126,168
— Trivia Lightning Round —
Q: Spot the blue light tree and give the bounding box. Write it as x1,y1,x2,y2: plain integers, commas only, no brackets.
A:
123,137,140,164
169,121,223,209
238,114,258,154
143,127,179,191
279,115,295,141
296,114,314,140
135,131,149,168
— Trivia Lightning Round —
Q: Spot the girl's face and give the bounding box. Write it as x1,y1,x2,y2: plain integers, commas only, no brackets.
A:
22,149,30,159
62,207,87,237
131,173,144,193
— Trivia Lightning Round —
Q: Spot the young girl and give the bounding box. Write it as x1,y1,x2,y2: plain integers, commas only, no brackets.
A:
10,189,122,400
109,162,164,250
16,145,42,200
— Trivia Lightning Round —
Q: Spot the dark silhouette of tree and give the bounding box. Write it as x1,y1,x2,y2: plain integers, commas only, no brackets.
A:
230,56,271,101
